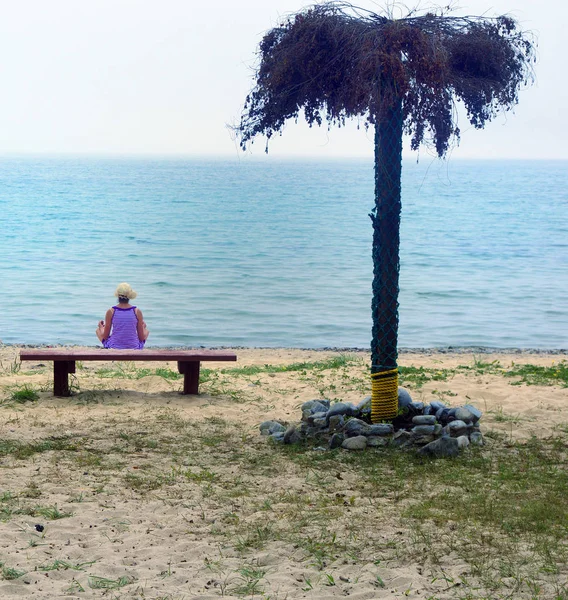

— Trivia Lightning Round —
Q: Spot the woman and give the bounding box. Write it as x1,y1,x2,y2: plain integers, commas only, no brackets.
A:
96,283,149,349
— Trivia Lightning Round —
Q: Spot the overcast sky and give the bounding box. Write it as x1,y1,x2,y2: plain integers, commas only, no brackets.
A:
0,0,564,159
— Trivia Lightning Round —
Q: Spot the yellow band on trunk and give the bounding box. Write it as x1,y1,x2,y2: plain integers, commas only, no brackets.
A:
371,368,398,422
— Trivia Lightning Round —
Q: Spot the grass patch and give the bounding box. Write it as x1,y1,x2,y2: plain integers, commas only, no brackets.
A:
34,505,74,520
88,575,135,589
0,436,79,459
201,354,360,379
398,365,453,388
504,361,568,387
0,563,26,580
94,363,182,381
8,385,40,403
38,559,96,571
399,359,568,389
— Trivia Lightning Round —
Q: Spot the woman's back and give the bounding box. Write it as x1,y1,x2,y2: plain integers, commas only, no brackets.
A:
104,306,144,350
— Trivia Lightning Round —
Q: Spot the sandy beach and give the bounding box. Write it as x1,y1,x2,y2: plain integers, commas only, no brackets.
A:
0,345,566,599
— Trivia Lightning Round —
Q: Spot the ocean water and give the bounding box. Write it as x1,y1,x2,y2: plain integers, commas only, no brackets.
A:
0,157,566,349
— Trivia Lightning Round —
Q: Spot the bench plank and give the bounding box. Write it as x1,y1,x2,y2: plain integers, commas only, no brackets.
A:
20,349,237,362
20,349,237,397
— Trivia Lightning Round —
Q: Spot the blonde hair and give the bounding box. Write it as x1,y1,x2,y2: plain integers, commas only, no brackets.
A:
114,282,137,300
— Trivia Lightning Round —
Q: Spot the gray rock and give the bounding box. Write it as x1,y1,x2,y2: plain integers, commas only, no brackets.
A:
410,402,424,411
367,423,394,436
430,401,447,411
307,411,328,424
412,424,436,435
311,401,328,414
447,408,457,419
392,430,413,447
313,418,327,428
423,405,432,415
301,400,321,412
328,415,345,433
260,421,287,435
456,435,470,449
433,424,443,435
283,426,303,445
455,407,474,423
418,436,460,458
447,420,468,436
412,415,437,425
367,436,390,447
398,388,413,409
301,409,312,422
270,432,285,442
344,418,370,437
464,404,483,423
342,435,368,451
329,433,345,449
357,396,372,411
470,431,484,446
259,420,277,435
327,402,359,420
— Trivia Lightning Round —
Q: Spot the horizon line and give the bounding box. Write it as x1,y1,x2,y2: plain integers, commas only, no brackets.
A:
0,152,566,161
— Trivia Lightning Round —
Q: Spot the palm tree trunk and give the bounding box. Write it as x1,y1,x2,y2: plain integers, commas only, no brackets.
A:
370,99,403,422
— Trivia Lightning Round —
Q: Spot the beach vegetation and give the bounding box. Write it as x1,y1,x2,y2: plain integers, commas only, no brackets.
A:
64,579,86,593
38,559,97,572
88,575,136,589
227,563,267,596
0,435,78,459
0,358,21,375
21,481,42,499
34,505,73,520
220,354,359,376
7,385,39,403
0,562,26,580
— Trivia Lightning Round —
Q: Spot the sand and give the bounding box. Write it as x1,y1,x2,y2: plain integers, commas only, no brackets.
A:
0,345,566,598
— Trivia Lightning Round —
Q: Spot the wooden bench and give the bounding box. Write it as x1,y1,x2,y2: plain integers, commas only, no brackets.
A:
20,349,237,397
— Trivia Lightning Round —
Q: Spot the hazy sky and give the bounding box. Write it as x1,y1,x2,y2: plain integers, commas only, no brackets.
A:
0,0,564,159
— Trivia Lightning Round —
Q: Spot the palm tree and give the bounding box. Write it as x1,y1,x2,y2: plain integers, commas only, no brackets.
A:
237,2,535,422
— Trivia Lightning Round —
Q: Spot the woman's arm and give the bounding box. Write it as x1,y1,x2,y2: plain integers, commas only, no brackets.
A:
135,308,149,341
102,308,113,340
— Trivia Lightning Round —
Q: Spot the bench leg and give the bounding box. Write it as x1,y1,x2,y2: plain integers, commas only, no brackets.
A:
53,361,75,397
178,361,200,394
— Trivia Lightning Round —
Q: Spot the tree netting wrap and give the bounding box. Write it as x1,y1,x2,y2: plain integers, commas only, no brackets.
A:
370,100,403,422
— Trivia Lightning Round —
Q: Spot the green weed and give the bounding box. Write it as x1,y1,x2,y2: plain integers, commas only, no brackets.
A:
38,559,96,571
504,361,568,387
0,563,26,580
8,385,40,403
0,436,78,459
34,505,73,520
88,575,136,589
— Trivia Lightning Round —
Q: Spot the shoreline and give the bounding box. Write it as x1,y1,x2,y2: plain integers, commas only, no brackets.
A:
2,343,566,355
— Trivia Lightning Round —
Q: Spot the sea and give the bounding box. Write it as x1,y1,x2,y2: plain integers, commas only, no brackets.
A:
0,156,566,350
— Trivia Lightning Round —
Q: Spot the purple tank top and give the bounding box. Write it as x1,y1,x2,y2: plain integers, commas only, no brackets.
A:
103,306,145,350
